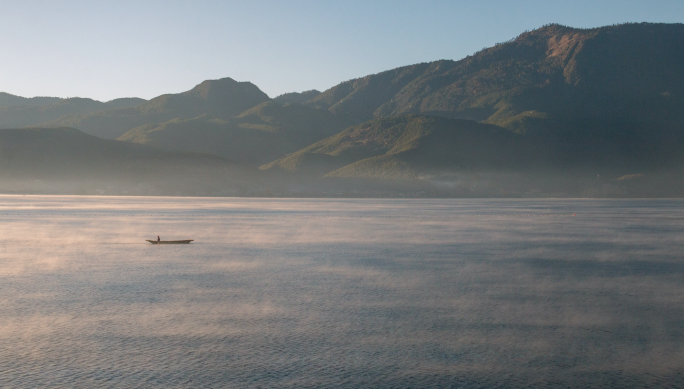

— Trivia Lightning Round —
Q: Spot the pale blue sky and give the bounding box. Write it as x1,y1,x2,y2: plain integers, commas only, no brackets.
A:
0,0,682,101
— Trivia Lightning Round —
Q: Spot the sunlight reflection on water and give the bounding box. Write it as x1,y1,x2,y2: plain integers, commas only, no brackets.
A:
0,196,683,388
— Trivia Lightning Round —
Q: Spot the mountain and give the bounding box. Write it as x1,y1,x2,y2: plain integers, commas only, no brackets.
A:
0,97,146,129
5,22,684,197
117,22,684,196
261,113,684,184
306,23,684,134
0,93,62,108
0,127,229,179
254,22,684,196
0,127,257,196
260,115,536,177
273,90,321,104
102,98,148,110
38,77,270,139
118,101,356,166
259,113,684,197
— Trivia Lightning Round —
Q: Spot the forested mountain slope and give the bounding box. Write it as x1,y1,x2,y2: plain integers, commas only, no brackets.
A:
261,114,677,179
305,23,684,135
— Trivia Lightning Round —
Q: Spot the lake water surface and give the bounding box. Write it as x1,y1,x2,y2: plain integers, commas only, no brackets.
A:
0,196,683,388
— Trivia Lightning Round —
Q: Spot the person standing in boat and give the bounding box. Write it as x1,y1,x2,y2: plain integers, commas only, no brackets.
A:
157,235,160,243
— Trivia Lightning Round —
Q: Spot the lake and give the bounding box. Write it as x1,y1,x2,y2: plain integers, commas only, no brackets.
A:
0,196,682,388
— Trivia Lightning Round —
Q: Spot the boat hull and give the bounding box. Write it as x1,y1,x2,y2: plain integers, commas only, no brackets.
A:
146,240,193,244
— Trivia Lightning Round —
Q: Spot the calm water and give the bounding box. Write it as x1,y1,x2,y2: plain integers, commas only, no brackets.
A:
0,196,683,388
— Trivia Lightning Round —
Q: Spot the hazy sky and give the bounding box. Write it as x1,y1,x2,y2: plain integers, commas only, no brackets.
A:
1,0,682,101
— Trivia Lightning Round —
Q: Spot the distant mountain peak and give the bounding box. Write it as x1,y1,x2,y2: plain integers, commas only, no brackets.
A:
186,77,241,99
178,77,270,111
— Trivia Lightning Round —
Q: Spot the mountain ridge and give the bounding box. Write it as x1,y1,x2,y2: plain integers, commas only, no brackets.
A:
2,22,684,197
304,22,684,131
36,77,270,139
118,100,356,166
0,96,147,129
0,127,229,178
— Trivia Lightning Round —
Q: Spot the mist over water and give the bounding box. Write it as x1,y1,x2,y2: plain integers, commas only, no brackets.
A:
0,196,683,388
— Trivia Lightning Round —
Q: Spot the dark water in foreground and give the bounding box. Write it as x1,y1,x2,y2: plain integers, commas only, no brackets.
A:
0,196,683,388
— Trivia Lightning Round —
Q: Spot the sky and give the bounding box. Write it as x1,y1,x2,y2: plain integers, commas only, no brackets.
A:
0,0,682,101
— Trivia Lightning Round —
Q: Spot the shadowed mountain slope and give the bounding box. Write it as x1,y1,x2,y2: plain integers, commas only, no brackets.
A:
0,127,232,180
118,101,356,166
0,97,146,129
306,23,684,133
38,78,270,139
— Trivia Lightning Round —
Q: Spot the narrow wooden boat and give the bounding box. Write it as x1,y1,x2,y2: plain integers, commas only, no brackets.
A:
146,240,194,244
